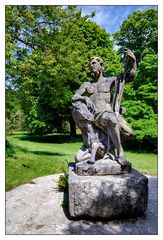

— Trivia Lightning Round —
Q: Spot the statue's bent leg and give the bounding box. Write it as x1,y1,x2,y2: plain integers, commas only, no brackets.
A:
100,112,127,166
88,142,100,164
75,145,90,163
117,114,134,142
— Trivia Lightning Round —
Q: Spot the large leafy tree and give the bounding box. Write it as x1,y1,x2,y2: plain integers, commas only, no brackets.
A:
114,8,157,63
6,89,26,133
114,9,157,151
122,54,157,151
6,5,122,135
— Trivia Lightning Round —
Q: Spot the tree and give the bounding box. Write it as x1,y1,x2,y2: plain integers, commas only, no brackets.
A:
6,89,26,134
6,5,122,136
37,15,123,135
114,9,157,64
113,9,157,151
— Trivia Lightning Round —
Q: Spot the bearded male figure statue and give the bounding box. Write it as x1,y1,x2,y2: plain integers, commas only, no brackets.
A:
69,49,148,219
72,48,137,166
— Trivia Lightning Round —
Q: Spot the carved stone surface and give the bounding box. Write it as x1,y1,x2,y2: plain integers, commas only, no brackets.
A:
72,49,137,166
69,49,148,221
68,163,148,219
76,159,131,176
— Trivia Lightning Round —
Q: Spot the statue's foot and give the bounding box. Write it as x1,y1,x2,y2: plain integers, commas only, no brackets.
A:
117,155,128,166
103,152,115,161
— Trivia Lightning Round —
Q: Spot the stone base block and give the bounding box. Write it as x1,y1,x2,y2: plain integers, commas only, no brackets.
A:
68,163,148,219
76,159,131,176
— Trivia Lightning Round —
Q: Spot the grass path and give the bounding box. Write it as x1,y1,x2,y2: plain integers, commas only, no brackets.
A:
6,133,157,191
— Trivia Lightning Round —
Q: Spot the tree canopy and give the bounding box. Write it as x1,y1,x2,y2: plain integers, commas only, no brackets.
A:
114,8,157,151
6,5,122,135
6,6,157,151
114,8,157,63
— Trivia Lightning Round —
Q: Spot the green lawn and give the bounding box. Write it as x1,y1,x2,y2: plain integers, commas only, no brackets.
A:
6,132,157,191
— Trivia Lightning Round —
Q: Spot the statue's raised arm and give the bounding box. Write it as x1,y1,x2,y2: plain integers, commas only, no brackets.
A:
124,48,137,82
112,48,137,114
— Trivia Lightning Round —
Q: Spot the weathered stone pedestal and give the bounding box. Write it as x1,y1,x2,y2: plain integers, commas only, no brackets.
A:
76,159,132,176
68,162,148,219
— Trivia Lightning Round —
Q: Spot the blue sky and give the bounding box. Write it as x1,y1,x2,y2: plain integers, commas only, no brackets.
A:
78,5,157,34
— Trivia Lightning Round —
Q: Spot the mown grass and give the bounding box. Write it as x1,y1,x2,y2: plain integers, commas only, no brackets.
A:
6,133,81,191
125,151,157,176
6,132,157,191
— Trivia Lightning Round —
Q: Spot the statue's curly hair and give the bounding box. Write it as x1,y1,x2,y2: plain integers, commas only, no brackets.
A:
89,57,104,71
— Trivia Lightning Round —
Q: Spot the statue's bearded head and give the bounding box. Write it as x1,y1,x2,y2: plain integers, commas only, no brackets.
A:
89,57,104,78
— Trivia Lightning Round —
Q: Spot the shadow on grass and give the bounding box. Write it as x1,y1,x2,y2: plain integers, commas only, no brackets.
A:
31,150,66,156
19,133,82,144
124,148,157,155
7,144,66,157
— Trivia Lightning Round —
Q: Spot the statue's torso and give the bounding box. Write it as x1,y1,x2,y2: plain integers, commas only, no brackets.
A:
85,77,116,112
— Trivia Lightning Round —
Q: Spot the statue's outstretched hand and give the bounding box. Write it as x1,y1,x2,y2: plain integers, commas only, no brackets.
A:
124,48,136,62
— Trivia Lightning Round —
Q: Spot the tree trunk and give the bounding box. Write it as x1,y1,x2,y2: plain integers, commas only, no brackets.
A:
69,116,76,137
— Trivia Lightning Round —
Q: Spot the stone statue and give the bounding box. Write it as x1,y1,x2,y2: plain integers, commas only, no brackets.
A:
69,52,148,219
72,48,137,166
